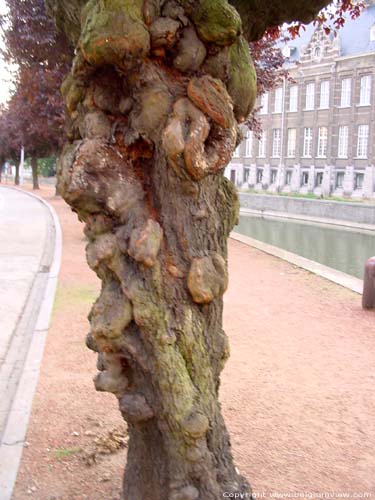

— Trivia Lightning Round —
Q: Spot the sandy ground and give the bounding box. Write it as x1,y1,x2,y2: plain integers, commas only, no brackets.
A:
12,184,375,500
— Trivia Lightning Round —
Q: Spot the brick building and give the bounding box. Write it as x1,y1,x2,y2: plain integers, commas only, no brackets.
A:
226,2,375,199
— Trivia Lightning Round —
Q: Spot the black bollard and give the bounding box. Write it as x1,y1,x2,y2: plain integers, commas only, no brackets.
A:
362,257,375,309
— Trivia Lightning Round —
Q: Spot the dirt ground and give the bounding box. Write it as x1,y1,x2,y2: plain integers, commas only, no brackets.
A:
12,183,375,500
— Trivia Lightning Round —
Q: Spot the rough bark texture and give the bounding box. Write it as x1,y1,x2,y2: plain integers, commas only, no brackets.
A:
31,156,39,190
47,0,331,498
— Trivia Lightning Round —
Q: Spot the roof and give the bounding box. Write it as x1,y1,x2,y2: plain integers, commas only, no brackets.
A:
281,4,375,62
340,5,375,56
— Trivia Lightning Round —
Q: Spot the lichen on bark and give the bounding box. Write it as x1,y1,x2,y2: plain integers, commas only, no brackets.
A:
48,0,332,497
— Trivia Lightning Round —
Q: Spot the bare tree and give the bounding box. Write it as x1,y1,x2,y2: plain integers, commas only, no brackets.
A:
46,1,337,498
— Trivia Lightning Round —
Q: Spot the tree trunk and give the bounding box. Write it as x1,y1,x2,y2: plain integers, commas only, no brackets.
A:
55,154,62,196
53,1,257,498
31,156,39,190
14,164,20,186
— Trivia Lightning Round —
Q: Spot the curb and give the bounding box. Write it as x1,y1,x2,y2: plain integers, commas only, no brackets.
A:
230,231,363,295
239,207,375,233
0,187,62,500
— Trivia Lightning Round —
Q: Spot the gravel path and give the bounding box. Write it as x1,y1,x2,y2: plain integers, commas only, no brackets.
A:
13,185,375,500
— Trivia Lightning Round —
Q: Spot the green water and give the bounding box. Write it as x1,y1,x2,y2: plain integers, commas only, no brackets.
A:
236,214,375,279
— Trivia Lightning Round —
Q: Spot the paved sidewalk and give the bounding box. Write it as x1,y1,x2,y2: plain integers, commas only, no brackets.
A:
0,186,60,499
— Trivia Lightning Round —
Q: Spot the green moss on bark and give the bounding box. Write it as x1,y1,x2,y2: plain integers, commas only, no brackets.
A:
227,36,257,121
181,0,242,45
61,74,86,115
80,0,150,69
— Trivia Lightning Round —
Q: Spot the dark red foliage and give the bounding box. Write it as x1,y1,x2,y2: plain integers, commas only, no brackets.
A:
247,34,288,137
265,0,364,40
0,105,20,163
0,0,73,160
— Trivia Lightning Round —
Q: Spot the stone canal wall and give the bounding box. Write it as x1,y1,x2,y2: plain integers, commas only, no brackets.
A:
239,193,375,226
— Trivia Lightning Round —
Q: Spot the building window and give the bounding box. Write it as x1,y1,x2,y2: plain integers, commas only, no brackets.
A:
285,171,292,185
303,127,313,157
359,75,371,106
340,78,351,107
319,80,330,109
370,23,375,42
316,172,324,187
313,46,321,60
305,82,315,110
244,167,250,183
245,130,252,157
357,125,369,158
274,87,283,113
287,128,297,157
259,93,268,114
355,173,364,189
271,169,277,184
230,170,236,184
338,126,349,158
317,127,328,157
258,131,266,157
336,172,345,188
289,85,298,112
256,169,263,184
302,172,309,186
272,128,281,157
233,144,240,157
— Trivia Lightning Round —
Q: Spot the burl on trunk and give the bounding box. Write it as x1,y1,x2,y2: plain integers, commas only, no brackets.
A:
45,0,327,498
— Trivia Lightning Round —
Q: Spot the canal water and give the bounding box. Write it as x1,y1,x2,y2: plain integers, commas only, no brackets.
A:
235,214,375,279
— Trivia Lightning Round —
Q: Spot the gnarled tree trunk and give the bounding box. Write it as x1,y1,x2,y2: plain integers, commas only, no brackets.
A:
47,0,331,498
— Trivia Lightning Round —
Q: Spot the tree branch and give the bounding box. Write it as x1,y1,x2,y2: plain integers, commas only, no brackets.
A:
228,0,331,40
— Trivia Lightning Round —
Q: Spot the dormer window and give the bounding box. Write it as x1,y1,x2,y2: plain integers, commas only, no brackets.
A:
370,23,375,42
282,45,291,58
314,46,321,59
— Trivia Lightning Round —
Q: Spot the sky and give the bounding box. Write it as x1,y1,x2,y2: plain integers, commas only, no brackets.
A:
0,0,16,106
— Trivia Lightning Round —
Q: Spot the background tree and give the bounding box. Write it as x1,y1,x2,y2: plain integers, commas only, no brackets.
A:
0,104,21,183
46,1,358,498
0,0,72,188
247,34,288,136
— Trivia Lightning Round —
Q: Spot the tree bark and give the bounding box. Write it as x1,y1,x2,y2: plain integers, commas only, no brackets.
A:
55,155,62,196
31,156,39,190
14,164,20,186
48,0,332,498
